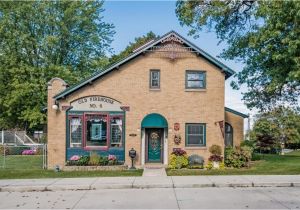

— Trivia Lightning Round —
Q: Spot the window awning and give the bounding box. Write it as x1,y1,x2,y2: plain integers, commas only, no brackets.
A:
141,113,168,128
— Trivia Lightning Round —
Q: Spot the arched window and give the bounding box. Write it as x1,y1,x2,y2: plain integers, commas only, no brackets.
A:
225,123,233,147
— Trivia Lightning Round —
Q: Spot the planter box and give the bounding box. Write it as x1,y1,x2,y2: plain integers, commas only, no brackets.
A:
63,165,128,171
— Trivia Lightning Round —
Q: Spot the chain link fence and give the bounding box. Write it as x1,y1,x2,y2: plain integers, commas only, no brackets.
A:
0,144,47,170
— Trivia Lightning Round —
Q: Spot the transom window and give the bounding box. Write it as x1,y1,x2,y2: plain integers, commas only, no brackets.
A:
186,123,206,146
150,69,160,89
186,70,206,89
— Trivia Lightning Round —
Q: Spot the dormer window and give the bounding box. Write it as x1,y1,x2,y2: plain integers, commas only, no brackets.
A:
150,69,160,89
186,70,206,89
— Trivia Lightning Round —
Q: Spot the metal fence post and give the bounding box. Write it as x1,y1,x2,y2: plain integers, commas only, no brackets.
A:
3,144,5,169
1,130,3,145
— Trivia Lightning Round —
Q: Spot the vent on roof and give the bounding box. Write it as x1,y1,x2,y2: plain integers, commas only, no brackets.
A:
133,39,156,53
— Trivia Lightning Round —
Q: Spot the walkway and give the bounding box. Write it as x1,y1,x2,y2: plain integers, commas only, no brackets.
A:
1,187,300,209
1,175,300,192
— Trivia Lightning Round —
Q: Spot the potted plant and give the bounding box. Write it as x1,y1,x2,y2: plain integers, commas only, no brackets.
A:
208,145,223,169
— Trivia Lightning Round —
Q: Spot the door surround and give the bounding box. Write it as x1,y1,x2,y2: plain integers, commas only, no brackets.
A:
141,113,168,166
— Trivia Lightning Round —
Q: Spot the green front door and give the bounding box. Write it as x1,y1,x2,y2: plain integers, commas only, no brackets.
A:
146,128,163,163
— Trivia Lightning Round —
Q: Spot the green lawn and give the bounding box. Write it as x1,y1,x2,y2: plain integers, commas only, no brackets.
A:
167,150,300,176
0,155,143,179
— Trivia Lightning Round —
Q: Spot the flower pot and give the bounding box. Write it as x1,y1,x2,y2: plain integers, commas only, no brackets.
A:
212,161,220,169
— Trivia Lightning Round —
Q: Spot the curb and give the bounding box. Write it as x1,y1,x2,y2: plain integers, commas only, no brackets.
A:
1,182,300,192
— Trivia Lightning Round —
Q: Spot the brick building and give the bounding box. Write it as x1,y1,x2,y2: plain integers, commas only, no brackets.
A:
47,31,248,169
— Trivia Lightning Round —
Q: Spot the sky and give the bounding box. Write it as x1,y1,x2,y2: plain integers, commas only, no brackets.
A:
102,1,255,128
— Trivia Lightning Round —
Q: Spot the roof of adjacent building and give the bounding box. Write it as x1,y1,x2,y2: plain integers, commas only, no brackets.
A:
54,30,236,100
225,107,249,118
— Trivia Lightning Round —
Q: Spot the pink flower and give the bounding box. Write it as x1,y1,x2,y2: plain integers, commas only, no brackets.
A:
22,150,35,155
108,155,116,161
70,155,80,161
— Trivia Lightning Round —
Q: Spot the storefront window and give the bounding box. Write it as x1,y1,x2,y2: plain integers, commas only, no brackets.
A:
68,113,125,149
70,117,82,148
110,116,123,147
86,114,107,147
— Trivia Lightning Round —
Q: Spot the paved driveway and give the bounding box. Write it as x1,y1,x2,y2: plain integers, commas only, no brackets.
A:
0,187,299,209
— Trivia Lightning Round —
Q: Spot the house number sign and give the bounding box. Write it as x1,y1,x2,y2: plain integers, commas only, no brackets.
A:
70,96,122,111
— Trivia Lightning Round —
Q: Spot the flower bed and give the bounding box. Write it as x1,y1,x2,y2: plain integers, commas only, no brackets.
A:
63,165,128,171
66,153,122,168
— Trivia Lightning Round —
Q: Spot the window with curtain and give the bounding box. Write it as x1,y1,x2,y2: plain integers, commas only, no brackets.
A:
86,114,107,147
186,123,206,146
110,116,123,147
70,117,82,148
186,70,206,89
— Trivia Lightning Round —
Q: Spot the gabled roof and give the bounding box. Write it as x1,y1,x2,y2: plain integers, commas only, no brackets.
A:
54,30,236,100
225,107,249,118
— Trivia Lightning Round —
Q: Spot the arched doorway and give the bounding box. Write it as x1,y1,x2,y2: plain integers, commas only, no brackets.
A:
225,122,233,147
141,113,168,165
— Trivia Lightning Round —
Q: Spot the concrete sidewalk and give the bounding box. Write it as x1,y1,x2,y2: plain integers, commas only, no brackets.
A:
0,175,300,192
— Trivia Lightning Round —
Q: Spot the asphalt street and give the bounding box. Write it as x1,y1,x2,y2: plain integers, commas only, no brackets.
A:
0,187,299,209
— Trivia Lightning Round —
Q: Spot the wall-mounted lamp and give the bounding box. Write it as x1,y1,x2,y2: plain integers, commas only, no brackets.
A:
52,102,59,111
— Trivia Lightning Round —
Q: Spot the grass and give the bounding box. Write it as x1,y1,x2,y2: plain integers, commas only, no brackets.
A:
167,150,300,176
0,155,143,179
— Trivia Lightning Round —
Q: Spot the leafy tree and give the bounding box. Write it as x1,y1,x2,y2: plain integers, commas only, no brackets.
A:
0,1,114,129
176,0,300,111
250,106,300,152
109,31,159,64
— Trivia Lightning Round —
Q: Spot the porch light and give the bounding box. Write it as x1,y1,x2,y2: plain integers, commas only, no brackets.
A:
52,100,59,111
52,104,59,110
129,148,137,170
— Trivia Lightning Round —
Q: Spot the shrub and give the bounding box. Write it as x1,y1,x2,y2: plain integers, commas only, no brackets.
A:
0,145,9,156
208,144,223,163
8,146,31,155
77,156,90,166
89,152,101,166
35,147,43,155
205,161,213,170
209,145,222,156
172,148,187,156
188,154,204,169
286,142,300,150
241,140,256,150
169,154,189,169
224,146,253,168
99,156,109,165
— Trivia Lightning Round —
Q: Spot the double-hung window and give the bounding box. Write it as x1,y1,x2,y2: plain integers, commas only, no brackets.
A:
110,116,123,148
69,116,83,148
186,70,206,89
150,69,160,89
186,123,206,147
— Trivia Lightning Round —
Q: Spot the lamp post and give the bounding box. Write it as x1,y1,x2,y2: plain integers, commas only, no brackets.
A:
128,148,136,170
